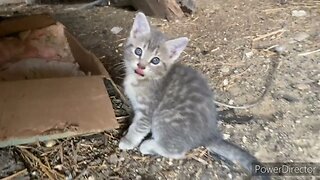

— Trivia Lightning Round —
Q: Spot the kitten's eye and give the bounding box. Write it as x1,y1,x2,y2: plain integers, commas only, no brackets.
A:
150,57,160,65
134,47,143,56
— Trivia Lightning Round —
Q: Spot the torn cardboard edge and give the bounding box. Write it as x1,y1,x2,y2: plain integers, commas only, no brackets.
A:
0,14,119,148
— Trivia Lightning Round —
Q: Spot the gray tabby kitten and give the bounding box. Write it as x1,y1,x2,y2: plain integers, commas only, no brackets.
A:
119,12,269,179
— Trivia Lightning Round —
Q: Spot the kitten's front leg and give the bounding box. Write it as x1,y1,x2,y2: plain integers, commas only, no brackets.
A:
119,111,151,150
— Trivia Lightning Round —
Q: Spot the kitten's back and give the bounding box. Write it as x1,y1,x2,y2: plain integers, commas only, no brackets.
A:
152,63,219,149
152,64,269,179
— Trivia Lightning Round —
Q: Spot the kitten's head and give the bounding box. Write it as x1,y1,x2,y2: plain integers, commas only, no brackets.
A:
124,12,188,80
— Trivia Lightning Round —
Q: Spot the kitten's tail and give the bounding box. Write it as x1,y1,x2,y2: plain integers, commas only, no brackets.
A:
206,139,270,180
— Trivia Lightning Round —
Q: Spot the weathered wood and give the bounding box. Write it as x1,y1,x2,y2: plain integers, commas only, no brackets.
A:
177,0,196,13
131,0,184,20
0,0,25,5
6,0,195,20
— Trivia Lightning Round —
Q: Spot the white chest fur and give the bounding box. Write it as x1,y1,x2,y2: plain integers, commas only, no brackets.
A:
124,75,139,110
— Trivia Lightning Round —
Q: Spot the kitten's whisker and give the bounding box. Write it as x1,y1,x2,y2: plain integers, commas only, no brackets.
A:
118,73,126,76
111,62,125,69
115,76,124,80
113,61,125,66
114,65,126,71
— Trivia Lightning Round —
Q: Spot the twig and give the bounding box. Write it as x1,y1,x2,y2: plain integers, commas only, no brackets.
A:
213,53,281,109
298,49,320,56
192,16,199,22
116,115,130,120
104,132,119,140
190,156,208,165
108,79,130,107
211,47,220,52
232,64,253,78
71,141,79,165
59,144,64,164
115,38,126,43
74,167,89,180
262,8,285,13
0,169,28,180
199,149,209,158
253,29,286,41
44,156,52,170
19,148,57,180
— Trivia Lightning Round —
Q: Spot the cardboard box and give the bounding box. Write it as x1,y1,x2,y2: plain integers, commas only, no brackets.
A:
0,14,119,147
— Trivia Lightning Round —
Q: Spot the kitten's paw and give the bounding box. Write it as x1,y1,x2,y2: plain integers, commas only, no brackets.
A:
139,145,152,155
119,137,137,150
139,140,155,155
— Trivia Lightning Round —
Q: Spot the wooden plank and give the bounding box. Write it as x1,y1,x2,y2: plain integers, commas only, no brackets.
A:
0,0,25,5
131,0,184,20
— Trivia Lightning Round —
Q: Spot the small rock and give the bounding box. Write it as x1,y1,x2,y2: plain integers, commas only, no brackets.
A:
31,171,37,176
111,27,123,34
88,176,95,180
223,79,229,86
149,164,158,174
54,164,63,171
254,148,269,159
195,47,201,53
245,51,254,58
281,94,299,102
221,67,230,73
223,133,230,139
294,83,310,90
225,124,233,129
200,170,214,180
274,45,287,53
119,151,127,161
279,0,287,5
228,99,234,105
108,153,118,164
293,32,310,42
242,136,247,143
66,173,72,180
292,10,307,17
44,140,56,147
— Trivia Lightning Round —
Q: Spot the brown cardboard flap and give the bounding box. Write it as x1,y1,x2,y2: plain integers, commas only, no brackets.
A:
65,31,111,77
0,14,118,147
0,76,118,147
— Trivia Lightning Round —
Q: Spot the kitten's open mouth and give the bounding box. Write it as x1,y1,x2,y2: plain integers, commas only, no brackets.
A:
134,69,144,77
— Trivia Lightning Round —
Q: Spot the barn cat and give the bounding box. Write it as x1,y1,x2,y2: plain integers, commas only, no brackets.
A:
119,12,269,179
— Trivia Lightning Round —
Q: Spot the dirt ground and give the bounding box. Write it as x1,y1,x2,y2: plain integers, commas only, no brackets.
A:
0,0,319,179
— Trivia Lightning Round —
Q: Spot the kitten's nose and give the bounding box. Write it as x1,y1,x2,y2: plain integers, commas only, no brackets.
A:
137,63,146,69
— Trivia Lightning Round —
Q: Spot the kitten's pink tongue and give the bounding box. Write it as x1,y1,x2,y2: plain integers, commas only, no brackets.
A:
135,68,144,76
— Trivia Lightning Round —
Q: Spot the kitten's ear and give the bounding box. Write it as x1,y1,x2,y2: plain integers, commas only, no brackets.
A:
130,12,151,38
165,37,189,61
